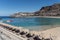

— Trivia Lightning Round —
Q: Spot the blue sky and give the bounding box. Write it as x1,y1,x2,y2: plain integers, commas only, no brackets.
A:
0,0,60,16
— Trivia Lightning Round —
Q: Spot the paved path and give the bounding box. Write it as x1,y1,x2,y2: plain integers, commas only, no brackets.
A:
0,26,27,40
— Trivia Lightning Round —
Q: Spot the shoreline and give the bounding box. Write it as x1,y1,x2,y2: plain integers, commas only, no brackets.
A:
39,16,60,18
1,22,59,31
0,22,60,31
0,22,60,40
12,16,60,18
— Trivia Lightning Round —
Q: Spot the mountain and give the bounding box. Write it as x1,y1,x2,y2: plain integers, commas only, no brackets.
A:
11,3,60,17
35,3,60,16
10,12,35,17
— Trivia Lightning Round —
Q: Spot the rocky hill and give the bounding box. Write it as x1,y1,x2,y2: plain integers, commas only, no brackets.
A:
11,3,60,17
35,3,60,16
11,12,35,17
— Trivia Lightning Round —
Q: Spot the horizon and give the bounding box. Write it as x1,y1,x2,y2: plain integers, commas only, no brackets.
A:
0,0,60,16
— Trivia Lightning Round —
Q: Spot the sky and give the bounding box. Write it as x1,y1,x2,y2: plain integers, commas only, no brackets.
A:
0,0,60,16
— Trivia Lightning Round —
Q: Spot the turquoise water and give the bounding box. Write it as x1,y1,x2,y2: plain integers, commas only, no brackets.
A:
1,17,60,31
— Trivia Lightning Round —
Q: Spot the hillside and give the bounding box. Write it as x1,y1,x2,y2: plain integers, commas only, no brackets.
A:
11,3,60,17
35,3,60,16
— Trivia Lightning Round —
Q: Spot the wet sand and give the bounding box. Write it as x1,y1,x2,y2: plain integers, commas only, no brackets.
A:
24,25,60,31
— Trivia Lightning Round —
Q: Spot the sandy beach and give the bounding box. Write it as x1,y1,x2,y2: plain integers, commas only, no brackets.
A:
30,27,60,40
19,16,60,18
0,22,60,40
36,16,60,18
40,27,60,40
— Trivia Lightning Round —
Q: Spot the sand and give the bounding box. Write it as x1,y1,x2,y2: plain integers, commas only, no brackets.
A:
0,22,60,40
30,27,60,40
25,25,60,40
38,27,60,40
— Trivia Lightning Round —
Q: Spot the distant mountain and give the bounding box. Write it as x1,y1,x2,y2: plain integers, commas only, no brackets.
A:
11,3,60,17
35,3,60,16
10,12,35,17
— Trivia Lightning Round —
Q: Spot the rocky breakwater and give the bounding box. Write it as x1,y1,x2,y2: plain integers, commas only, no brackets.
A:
0,22,55,40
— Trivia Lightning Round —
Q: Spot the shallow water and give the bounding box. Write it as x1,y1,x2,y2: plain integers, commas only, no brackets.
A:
1,17,60,31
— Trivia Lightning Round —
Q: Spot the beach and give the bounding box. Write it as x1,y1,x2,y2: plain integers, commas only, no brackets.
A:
15,16,60,18
28,26,60,40
40,27,60,40
0,22,60,40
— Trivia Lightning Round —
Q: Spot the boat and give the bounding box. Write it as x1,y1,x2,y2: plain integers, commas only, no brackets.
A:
7,20,13,22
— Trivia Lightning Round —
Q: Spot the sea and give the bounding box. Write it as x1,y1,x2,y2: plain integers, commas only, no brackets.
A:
0,17,60,31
